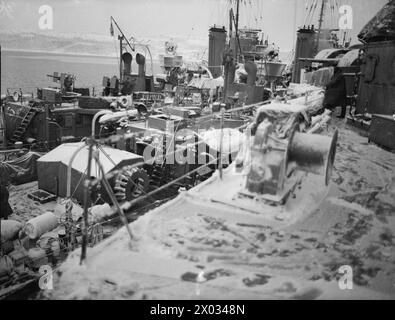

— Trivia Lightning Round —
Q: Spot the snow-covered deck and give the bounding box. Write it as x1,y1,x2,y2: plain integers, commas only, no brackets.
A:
46,117,395,300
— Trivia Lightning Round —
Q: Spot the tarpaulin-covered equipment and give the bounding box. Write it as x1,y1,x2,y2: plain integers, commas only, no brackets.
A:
0,152,42,185
358,0,395,43
37,142,144,204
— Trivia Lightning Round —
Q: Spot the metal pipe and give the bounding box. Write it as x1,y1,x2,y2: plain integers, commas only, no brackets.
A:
80,140,93,264
45,105,50,148
92,110,112,138
122,52,133,75
145,45,154,77
136,53,145,77
219,108,225,179
48,121,63,144
66,143,87,198
201,66,213,79
119,35,123,82
93,152,134,243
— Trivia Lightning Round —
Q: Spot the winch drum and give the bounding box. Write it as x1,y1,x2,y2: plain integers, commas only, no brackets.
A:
286,129,338,186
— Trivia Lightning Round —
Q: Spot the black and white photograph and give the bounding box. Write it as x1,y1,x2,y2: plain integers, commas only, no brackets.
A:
0,0,395,304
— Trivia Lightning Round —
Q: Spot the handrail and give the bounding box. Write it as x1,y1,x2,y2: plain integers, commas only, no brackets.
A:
92,110,113,138
66,143,87,198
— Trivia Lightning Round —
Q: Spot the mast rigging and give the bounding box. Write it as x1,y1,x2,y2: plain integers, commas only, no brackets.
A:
315,0,328,54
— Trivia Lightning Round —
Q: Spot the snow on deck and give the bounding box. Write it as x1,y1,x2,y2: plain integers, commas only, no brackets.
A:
47,118,395,300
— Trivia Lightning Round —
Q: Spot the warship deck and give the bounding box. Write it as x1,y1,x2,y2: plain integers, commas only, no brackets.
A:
43,116,395,300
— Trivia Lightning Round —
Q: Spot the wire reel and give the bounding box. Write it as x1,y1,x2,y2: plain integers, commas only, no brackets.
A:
114,166,149,201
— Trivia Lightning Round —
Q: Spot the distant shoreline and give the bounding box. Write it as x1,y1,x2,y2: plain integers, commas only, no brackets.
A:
1,48,169,64
1,48,119,59
2,47,292,63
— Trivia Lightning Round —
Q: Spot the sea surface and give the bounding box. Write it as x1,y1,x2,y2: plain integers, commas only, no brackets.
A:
1,50,133,95
1,49,292,96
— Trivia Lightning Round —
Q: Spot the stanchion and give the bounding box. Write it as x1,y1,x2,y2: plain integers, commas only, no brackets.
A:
93,152,134,243
80,138,94,264
219,107,225,180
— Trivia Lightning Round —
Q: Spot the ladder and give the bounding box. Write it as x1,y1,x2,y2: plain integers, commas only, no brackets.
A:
9,106,38,144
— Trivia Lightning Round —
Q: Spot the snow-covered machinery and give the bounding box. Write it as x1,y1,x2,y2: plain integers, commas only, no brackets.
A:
37,142,150,204
113,166,149,202
237,114,338,205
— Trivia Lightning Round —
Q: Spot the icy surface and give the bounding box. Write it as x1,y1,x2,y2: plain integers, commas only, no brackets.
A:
36,118,395,300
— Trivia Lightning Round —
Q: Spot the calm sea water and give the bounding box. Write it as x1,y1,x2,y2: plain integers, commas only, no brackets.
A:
0,50,155,95
1,49,291,96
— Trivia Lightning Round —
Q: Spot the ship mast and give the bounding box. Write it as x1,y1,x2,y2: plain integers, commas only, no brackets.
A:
315,0,328,54
0,45,6,149
235,0,240,39
233,0,240,62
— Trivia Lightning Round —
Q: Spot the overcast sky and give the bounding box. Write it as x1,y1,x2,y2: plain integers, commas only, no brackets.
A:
0,0,389,51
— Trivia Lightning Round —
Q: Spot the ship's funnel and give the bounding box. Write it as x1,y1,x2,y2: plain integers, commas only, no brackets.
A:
208,26,227,78
136,53,146,77
291,27,316,83
122,52,133,75
244,61,257,86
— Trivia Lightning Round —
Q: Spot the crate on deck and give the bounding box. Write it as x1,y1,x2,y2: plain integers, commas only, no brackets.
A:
27,190,57,204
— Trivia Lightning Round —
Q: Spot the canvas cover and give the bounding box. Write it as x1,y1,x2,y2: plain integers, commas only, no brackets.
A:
0,151,42,185
358,0,395,42
250,88,324,139
188,76,224,89
37,142,144,203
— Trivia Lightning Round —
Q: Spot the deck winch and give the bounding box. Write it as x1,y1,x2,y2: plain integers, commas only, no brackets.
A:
244,119,338,204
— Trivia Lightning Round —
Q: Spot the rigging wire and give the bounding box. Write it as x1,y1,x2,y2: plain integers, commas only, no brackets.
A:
329,0,336,30
112,31,120,75
309,0,318,26
70,166,89,201
303,0,313,26
292,0,298,50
